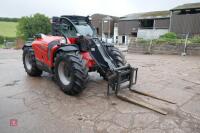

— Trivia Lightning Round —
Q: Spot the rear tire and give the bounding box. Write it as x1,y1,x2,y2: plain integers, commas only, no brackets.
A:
54,52,88,95
23,47,42,76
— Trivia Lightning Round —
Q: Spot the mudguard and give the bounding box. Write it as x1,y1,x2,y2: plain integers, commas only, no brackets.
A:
54,44,79,55
22,42,32,50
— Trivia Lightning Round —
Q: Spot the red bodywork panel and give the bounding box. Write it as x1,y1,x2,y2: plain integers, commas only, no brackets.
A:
31,35,95,70
68,38,76,44
81,52,96,69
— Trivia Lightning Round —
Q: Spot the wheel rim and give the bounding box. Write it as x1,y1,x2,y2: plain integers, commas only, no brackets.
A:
58,61,71,86
25,53,32,70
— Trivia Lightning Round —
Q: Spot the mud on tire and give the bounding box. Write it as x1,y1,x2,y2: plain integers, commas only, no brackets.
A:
23,47,42,76
54,52,88,95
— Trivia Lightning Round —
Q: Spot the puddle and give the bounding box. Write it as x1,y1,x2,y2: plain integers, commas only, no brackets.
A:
3,80,20,87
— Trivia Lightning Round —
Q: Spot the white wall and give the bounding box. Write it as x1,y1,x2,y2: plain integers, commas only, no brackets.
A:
118,36,122,44
114,26,118,43
137,29,169,40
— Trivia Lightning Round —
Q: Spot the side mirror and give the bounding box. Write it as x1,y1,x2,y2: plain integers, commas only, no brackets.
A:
34,34,42,39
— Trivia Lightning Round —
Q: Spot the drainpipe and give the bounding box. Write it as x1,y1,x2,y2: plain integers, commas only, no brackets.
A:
102,19,104,41
108,19,110,39
169,11,173,32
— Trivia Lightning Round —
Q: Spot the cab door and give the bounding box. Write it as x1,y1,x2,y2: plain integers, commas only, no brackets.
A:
60,17,78,44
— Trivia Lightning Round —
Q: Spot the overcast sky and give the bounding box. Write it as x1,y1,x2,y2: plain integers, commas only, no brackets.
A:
1,0,200,18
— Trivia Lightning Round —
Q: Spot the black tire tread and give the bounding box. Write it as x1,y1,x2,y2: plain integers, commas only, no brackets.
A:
108,46,126,67
55,52,88,95
98,46,127,80
23,47,42,76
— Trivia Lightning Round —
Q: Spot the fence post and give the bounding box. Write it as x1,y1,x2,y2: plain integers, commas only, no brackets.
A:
4,39,6,48
182,33,189,56
148,39,153,54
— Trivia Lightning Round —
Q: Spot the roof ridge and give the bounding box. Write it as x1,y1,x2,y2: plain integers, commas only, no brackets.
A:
171,2,200,11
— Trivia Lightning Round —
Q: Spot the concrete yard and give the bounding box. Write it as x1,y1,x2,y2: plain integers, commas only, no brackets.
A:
0,49,200,133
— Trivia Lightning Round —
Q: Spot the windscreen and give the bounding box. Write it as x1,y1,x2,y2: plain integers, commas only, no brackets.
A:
59,17,96,37
72,19,95,37
75,24,94,37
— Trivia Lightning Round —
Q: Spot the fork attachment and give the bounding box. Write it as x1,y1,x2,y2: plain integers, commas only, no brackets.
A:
107,64,138,95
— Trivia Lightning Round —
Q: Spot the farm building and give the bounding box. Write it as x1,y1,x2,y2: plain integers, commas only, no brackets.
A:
90,2,200,44
117,11,170,44
91,14,119,41
170,2,200,35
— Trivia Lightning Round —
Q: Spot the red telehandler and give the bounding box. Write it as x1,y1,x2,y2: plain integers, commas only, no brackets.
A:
22,15,175,114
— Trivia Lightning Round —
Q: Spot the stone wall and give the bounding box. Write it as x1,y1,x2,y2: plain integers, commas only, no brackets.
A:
186,44,200,56
128,43,200,56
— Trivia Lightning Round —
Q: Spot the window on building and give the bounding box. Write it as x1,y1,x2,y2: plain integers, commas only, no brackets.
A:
140,19,154,29
122,36,125,43
131,32,137,37
189,9,200,14
174,8,200,15
96,28,99,35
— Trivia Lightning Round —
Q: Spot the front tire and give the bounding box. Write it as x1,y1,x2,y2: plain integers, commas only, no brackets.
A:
54,52,88,95
23,47,42,76
98,46,127,80
107,46,126,67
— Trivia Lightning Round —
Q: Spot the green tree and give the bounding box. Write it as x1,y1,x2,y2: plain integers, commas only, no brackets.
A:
17,13,51,39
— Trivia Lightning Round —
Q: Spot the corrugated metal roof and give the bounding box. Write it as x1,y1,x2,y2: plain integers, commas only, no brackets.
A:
171,2,200,11
120,11,170,21
91,13,119,22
